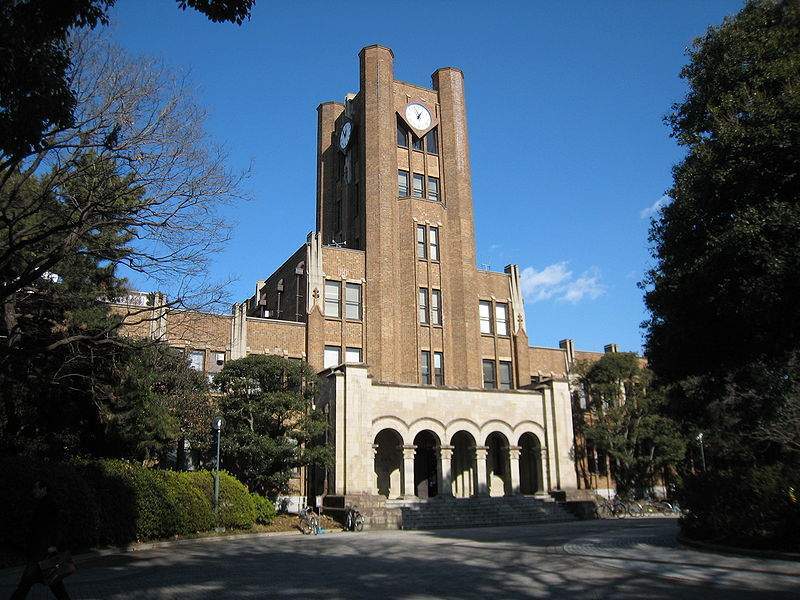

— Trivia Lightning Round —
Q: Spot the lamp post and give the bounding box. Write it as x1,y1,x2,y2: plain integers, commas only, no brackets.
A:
212,415,225,525
696,432,706,471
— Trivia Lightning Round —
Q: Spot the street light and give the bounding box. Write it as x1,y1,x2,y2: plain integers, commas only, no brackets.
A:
696,432,706,471
212,415,225,526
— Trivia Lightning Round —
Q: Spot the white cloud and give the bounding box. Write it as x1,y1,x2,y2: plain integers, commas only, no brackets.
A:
640,194,669,219
520,262,606,304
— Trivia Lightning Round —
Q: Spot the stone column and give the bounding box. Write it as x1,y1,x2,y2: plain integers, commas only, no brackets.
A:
402,445,417,498
371,444,380,495
438,445,454,497
540,447,550,493
508,446,522,495
474,446,489,496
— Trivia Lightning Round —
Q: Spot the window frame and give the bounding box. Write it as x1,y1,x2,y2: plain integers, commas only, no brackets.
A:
482,359,497,389
345,282,362,321
324,279,341,318
396,117,408,148
425,127,438,155
345,347,362,364
495,302,509,336
433,351,444,386
421,350,431,385
412,173,424,198
416,224,427,259
411,133,423,151
498,360,513,390
479,300,493,334
324,345,342,369
398,169,409,197
188,349,205,372
429,226,440,261
430,289,442,326
418,287,429,324
427,176,439,202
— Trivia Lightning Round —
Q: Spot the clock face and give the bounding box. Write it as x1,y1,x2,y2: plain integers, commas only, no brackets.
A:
339,121,352,151
405,103,431,131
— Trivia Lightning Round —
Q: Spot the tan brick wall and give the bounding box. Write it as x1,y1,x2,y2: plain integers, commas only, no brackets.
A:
246,317,306,357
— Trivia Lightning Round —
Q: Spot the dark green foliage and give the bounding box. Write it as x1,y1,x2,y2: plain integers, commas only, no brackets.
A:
189,470,256,529
251,493,277,525
216,354,333,497
642,0,800,549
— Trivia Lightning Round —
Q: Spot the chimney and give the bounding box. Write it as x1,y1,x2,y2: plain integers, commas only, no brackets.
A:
559,339,575,365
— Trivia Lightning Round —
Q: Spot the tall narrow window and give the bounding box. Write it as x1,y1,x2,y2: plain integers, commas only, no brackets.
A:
429,227,440,261
396,117,408,148
479,300,493,334
482,359,496,389
412,173,424,198
421,351,431,384
345,347,362,363
398,170,409,196
324,279,341,318
425,127,438,154
416,225,427,259
427,176,439,202
189,350,205,371
495,302,509,336
418,288,429,324
499,361,513,390
345,282,362,320
411,133,423,151
324,346,341,369
431,289,442,325
434,352,444,386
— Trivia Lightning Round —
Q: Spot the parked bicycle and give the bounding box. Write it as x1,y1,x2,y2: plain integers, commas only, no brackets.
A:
344,505,364,532
298,507,320,535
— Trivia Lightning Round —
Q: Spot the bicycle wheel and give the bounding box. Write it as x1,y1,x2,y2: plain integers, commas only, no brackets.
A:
299,519,312,535
311,515,320,534
628,502,644,517
354,514,364,532
596,502,610,519
615,502,628,518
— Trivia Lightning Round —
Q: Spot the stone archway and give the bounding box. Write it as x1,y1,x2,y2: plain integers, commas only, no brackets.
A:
519,432,544,495
486,431,511,497
413,430,439,498
450,431,476,498
374,429,404,498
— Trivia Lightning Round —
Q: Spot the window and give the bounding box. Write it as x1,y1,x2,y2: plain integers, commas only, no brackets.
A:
421,351,431,384
479,301,493,334
411,133,423,151
429,227,440,261
345,282,362,320
425,127,438,154
434,352,444,386
214,352,225,367
499,361,513,390
412,173,424,198
188,350,205,371
324,346,341,369
418,288,429,324
431,289,442,325
396,117,408,148
482,359,496,389
345,347,362,363
324,280,341,318
427,176,439,202
495,302,509,336
416,225,427,259
398,170,409,196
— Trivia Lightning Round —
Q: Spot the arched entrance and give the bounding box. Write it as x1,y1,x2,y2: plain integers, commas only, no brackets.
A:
413,430,439,498
450,431,476,498
374,429,404,498
519,432,544,495
486,432,511,497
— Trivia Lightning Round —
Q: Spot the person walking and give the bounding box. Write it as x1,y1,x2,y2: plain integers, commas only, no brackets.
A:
9,480,73,600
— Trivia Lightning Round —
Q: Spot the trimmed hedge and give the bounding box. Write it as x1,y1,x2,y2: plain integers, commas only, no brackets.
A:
0,458,270,565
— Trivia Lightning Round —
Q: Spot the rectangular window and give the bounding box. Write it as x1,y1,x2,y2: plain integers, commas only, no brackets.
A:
324,280,341,318
398,170,409,196
411,133,423,151
324,346,341,369
345,282,362,320
429,227,439,261
345,347,362,363
416,225,427,259
421,350,431,385
214,352,225,367
188,350,205,371
434,352,444,386
482,359,496,389
499,361,513,390
479,300,493,334
412,173,424,198
427,176,439,202
495,302,509,336
396,117,408,148
418,288,429,324
431,289,442,325
425,128,438,155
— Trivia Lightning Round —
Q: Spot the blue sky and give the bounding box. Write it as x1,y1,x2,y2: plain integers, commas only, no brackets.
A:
108,0,742,354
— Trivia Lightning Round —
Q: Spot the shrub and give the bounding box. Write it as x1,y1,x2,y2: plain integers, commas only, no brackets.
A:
251,493,276,525
187,470,256,529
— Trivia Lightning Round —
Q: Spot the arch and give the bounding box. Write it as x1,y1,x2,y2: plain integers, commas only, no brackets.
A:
444,418,481,444
373,428,404,498
371,416,410,444
413,430,440,498
450,430,477,498
485,431,512,497
408,417,447,444
512,420,547,442
478,420,515,446
519,432,544,495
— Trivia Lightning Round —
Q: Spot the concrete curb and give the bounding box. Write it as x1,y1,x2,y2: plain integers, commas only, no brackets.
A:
677,534,800,562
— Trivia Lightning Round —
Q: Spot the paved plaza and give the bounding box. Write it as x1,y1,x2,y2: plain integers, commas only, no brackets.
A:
2,518,798,599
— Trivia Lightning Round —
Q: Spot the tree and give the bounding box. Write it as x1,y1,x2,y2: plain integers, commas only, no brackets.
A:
573,353,685,498
0,0,254,161
215,355,333,498
641,0,800,548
